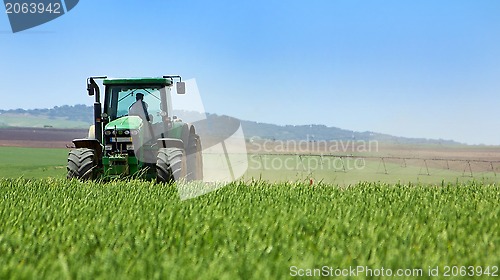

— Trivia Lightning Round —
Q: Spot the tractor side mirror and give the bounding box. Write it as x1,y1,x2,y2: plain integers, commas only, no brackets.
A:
87,82,95,96
176,82,186,94
87,78,100,96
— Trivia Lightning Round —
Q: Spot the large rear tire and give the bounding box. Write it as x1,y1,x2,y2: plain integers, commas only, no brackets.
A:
186,134,203,181
67,148,97,180
156,148,185,183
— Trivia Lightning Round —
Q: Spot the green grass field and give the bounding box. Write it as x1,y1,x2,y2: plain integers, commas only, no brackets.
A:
242,154,499,185
1,146,498,185
1,179,499,279
1,147,499,278
0,147,68,178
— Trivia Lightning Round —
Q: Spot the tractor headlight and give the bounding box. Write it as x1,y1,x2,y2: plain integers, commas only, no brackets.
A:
104,130,111,136
124,130,130,135
130,130,139,136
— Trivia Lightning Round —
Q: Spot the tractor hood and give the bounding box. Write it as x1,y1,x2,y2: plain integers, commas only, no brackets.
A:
105,116,143,131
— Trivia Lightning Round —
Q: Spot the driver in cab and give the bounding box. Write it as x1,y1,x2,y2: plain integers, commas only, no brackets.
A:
129,93,151,122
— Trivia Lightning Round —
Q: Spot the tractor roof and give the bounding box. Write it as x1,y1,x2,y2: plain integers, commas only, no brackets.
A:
103,77,173,86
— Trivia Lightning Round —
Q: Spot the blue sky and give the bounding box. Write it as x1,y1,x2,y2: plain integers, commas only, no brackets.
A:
1,0,500,144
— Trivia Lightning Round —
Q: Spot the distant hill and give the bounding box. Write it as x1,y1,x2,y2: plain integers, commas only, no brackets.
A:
0,105,461,145
0,105,92,129
0,105,93,124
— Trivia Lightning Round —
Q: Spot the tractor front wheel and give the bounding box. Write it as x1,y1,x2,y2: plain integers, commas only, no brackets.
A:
156,147,186,183
67,148,97,180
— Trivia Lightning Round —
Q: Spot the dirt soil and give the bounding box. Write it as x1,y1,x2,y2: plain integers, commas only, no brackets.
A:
0,127,88,148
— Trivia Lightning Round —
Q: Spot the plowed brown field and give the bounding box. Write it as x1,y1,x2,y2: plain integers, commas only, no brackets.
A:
0,127,87,148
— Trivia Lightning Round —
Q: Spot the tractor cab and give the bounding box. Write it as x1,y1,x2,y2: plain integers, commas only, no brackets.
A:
102,79,175,156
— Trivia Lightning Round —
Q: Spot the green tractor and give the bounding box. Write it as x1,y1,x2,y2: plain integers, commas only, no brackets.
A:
67,76,203,182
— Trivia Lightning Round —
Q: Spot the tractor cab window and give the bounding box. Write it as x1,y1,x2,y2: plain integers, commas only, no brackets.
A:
105,85,165,125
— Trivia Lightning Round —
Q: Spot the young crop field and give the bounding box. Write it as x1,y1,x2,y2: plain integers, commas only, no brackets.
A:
1,178,499,279
1,145,499,185
0,147,68,178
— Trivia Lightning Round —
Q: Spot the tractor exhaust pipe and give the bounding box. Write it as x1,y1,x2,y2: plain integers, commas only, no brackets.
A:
93,101,102,143
87,76,107,144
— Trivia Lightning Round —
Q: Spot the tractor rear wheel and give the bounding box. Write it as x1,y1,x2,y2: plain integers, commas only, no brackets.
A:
156,147,185,183
186,133,203,181
67,148,97,180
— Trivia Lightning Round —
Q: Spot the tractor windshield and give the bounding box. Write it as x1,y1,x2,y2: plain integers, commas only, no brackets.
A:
105,85,169,125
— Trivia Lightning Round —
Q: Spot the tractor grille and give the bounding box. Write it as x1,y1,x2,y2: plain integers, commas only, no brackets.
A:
110,160,127,165
105,137,135,156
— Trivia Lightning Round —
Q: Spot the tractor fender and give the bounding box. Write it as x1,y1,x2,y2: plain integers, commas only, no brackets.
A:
157,138,184,150
72,138,102,160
